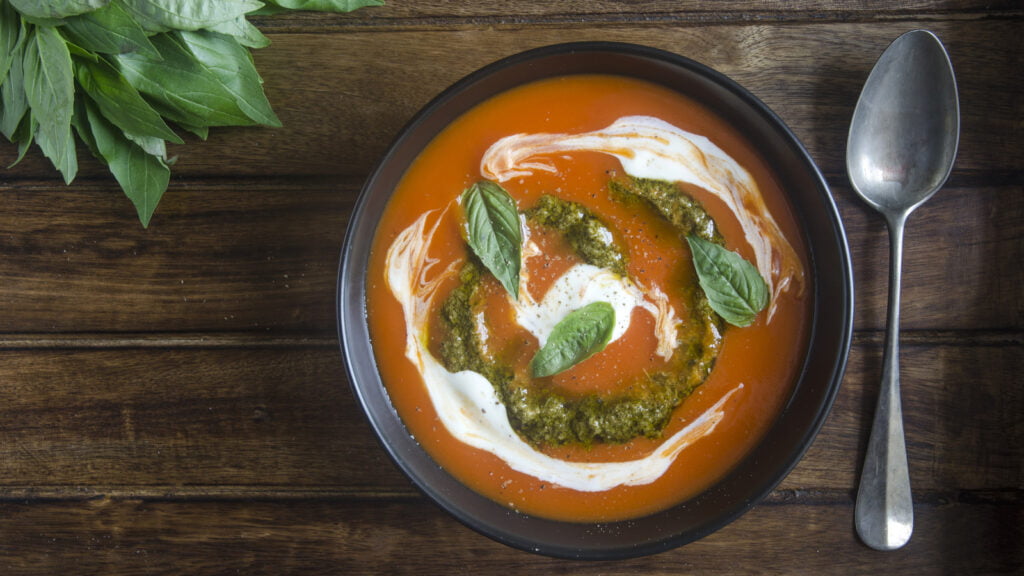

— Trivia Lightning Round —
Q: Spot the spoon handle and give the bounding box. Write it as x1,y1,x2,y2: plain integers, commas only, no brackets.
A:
855,215,914,550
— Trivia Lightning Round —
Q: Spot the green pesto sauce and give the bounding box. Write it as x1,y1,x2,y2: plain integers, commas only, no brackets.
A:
439,177,724,447
608,177,722,245
525,194,628,276
440,262,513,389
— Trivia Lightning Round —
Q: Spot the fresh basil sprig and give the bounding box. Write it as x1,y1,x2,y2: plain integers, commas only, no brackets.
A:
0,0,382,227
530,301,616,378
460,180,522,300
686,235,769,327
255,0,377,13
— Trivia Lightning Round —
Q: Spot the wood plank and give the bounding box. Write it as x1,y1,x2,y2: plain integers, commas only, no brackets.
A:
0,178,352,334
0,5,1016,574
0,346,397,491
0,341,1019,493
837,184,1024,331
0,181,1019,333
0,497,1019,574
0,21,1019,180
788,334,1024,491
248,0,1020,24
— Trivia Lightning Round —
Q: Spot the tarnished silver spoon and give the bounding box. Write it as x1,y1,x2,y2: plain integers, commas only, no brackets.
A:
847,29,959,551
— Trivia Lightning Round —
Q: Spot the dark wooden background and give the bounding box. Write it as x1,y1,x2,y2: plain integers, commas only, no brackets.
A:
1,1,1021,574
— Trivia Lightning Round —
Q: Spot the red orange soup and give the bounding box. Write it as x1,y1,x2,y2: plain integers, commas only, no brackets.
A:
366,74,810,522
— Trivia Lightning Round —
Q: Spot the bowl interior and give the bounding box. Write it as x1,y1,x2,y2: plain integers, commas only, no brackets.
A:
338,42,853,560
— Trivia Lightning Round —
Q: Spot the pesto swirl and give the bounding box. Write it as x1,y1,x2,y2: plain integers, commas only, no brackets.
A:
525,194,629,277
440,178,724,446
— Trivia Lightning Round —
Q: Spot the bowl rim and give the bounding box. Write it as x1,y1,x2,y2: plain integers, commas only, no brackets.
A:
338,40,854,560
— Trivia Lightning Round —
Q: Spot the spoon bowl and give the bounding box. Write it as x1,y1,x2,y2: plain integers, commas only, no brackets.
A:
847,29,959,551
848,29,960,216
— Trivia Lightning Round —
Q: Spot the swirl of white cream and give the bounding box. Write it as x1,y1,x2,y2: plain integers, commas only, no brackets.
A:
385,210,741,492
516,226,679,362
480,115,804,319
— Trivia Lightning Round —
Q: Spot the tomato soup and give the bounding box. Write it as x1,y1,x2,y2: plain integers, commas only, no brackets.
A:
366,74,810,522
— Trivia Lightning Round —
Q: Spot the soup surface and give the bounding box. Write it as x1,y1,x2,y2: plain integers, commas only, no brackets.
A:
366,74,810,522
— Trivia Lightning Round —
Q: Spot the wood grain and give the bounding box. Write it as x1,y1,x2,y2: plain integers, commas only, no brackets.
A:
0,498,1020,574
0,182,1019,333
248,0,1021,24
0,21,1019,180
0,178,352,333
0,341,1019,493
0,2,1020,572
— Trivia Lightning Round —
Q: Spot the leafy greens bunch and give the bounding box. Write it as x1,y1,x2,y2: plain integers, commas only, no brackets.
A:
0,0,381,227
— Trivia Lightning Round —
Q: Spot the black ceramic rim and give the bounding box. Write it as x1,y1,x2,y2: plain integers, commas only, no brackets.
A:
338,41,854,560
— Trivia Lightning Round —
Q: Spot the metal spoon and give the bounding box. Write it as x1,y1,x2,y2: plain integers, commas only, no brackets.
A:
847,29,959,551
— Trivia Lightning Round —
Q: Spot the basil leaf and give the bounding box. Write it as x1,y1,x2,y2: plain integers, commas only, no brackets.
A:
65,39,99,61
114,31,256,127
178,30,279,126
461,180,522,300
23,25,78,183
7,111,36,168
8,0,108,20
530,301,616,378
207,15,269,49
0,1,20,84
125,132,171,160
686,235,769,327
61,0,160,58
249,6,289,16
173,121,208,139
0,25,28,139
75,56,182,143
84,98,169,227
71,94,98,154
119,0,261,33
260,0,384,11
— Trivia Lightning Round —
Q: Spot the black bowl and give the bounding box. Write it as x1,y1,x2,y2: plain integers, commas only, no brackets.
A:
338,42,853,559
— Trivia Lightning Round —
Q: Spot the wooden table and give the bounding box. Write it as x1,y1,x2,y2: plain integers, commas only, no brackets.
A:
1,2,1021,573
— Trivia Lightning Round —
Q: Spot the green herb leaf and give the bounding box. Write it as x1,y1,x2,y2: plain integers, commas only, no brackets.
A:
23,25,78,183
8,0,108,20
2,0,380,227
0,79,28,141
686,235,769,327
74,56,182,143
0,23,29,140
173,121,208,139
125,132,170,160
113,31,257,127
60,1,160,58
119,0,261,33
7,111,36,167
83,98,169,227
259,0,384,12
207,15,269,49
71,93,98,154
530,301,616,378
0,1,21,84
178,30,280,126
65,39,99,61
461,180,522,300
